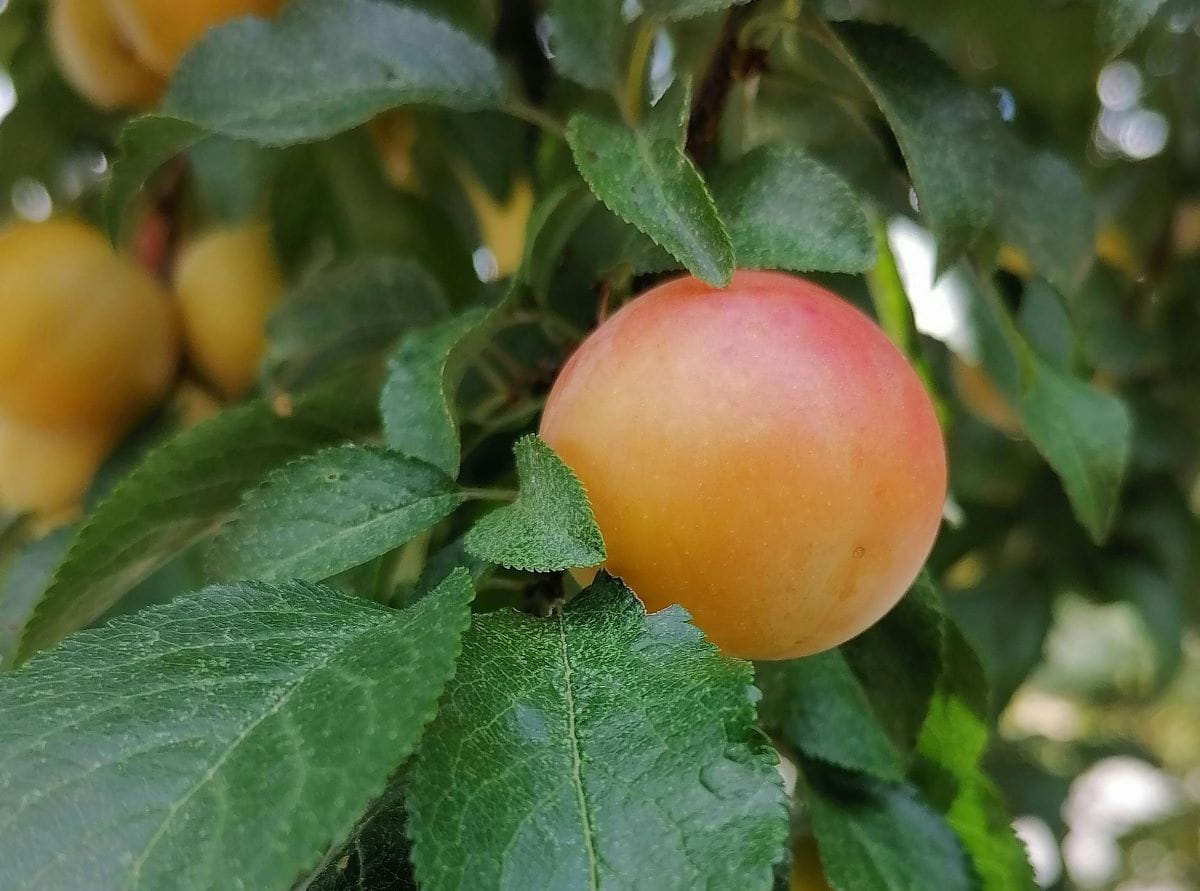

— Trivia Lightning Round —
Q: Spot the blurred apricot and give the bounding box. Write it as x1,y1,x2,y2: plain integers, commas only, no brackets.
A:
0,415,114,524
47,0,163,110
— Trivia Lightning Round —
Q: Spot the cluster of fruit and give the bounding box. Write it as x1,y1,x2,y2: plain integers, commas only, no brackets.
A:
48,0,285,110
0,219,281,525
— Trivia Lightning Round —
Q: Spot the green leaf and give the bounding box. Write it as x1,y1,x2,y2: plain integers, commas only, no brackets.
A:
380,308,491,477
805,765,974,891
188,135,277,224
521,182,597,298
0,531,70,670
912,622,1036,891
18,381,376,663
832,22,997,265
566,105,735,286
643,0,752,20
757,651,903,782
1019,358,1132,543
164,0,506,146
407,573,788,890
464,435,606,571
841,575,946,758
103,115,205,242
208,446,462,584
264,257,449,392
547,0,625,89
710,144,874,274
0,571,473,891
1098,0,1167,55
303,783,416,891
996,146,1095,296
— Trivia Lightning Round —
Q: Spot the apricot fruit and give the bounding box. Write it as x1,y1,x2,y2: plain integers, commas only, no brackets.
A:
173,224,284,399
540,271,946,660
0,414,114,523
47,0,163,110
108,0,286,77
0,219,180,431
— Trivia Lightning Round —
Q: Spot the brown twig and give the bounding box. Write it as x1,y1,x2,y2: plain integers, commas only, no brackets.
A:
686,3,767,165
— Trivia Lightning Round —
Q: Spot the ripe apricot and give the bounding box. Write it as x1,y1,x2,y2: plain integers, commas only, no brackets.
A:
0,415,113,523
540,271,946,661
173,225,284,399
108,0,286,77
47,0,164,110
0,219,179,431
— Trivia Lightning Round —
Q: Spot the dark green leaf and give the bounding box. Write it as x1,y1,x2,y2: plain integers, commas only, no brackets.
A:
1098,0,1167,55
165,0,506,146
806,765,974,891
188,135,277,224
566,106,734,285
1017,279,1074,369
0,572,473,891
464,435,605,571
643,0,752,20
303,784,416,891
380,308,491,476
1019,358,1132,543
521,182,597,298
833,22,997,265
208,446,462,584
0,531,70,670
407,573,788,890
264,258,449,392
711,144,874,274
547,0,625,89
18,381,377,662
103,115,205,243
757,651,903,781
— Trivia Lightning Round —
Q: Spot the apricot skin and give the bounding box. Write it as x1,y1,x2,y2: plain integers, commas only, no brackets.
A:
47,0,163,110
173,225,284,399
0,416,113,522
108,0,286,76
0,219,180,431
540,271,946,661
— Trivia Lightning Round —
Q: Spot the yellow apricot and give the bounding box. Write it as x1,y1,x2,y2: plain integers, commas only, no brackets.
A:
107,0,286,77
0,219,180,431
541,271,946,661
950,356,1022,436
173,225,284,399
47,0,163,110
0,414,114,523
460,171,534,280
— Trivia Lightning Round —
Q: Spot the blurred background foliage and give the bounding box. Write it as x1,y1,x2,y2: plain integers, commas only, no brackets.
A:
1,0,1199,888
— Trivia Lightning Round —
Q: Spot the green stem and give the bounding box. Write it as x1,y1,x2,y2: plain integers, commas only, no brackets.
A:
463,487,519,502
503,100,567,140
622,22,658,126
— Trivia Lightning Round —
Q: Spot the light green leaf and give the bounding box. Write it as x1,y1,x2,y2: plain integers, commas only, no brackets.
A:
1098,0,1167,55
103,115,205,243
547,0,624,89
711,144,874,274
380,308,491,477
264,257,449,392
464,435,605,571
757,651,903,782
164,0,506,146
833,22,997,266
17,382,376,663
208,446,462,584
407,573,788,890
806,765,974,891
566,106,734,286
1019,358,1132,543
0,571,473,891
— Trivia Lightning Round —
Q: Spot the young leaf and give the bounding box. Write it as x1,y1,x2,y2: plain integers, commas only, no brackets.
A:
546,0,625,90
0,571,473,891
832,22,997,266
264,257,450,392
164,0,506,146
996,145,1095,296
710,144,874,274
380,307,491,477
208,446,463,584
103,115,206,242
1019,357,1132,543
464,435,605,571
17,382,377,663
805,764,974,891
1098,0,1167,56
566,104,735,286
757,650,903,782
406,574,788,890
